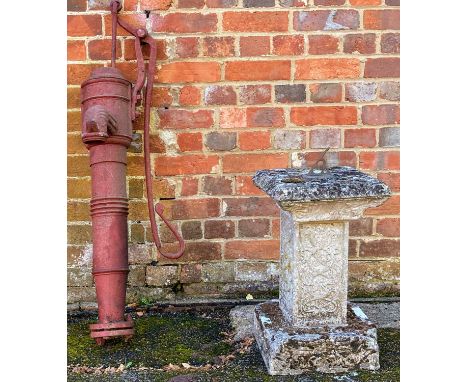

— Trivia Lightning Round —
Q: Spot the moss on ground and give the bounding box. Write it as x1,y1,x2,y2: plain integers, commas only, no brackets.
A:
68,307,399,382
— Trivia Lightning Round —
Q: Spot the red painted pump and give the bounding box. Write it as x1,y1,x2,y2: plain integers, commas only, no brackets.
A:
80,0,185,345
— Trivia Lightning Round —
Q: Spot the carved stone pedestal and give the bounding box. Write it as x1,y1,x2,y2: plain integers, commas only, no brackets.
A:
252,167,390,375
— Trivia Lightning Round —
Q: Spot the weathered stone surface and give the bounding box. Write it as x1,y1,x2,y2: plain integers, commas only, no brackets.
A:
253,166,391,203
360,302,399,329
253,301,380,375
146,265,178,286
229,305,256,341
202,262,236,283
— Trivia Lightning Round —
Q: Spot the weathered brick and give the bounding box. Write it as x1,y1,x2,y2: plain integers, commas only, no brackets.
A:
279,0,306,6
310,128,341,148
225,240,280,260
308,35,339,54
235,262,271,282
379,82,400,101
315,0,346,5
223,11,289,32
297,151,357,167
296,59,360,80
128,265,146,287
365,57,399,78
379,127,400,147
152,87,173,107
68,0,86,11
177,132,203,152
130,223,145,244
68,178,91,199
68,64,101,84
68,40,86,61
381,33,400,54
238,218,270,238
293,10,359,31
178,0,205,8
238,131,271,151
158,109,214,129
140,0,173,9
205,132,237,151
128,244,152,265
125,39,167,60
202,262,236,283
202,37,235,57
180,264,202,284
365,195,400,216
220,108,247,128
152,13,218,33
349,0,381,5
344,129,377,148
68,201,90,221
146,266,178,286
88,39,122,60
67,88,81,109
181,177,199,196
157,62,221,83
345,82,377,102
343,34,376,54
202,176,233,195
103,14,147,37
364,10,400,30
226,61,290,81
246,107,285,127
360,239,400,257
181,221,203,240
206,0,237,6
378,172,399,192
240,36,270,57
359,151,399,170
385,0,399,5
376,218,400,237
204,220,235,239
310,83,342,103
291,106,357,126
176,37,199,58
273,130,306,150
244,0,275,7
152,178,176,199
154,155,219,175
68,156,90,177
223,197,279,216
179,86,201,106
275,84,306,103
67,15,102,37
349,218,373,236
204,86,237,105
169,198,220,220
223,153,288,173
179,242,222,262
67,267,92,287
273,35,304,56
362,105,400,125
67,225,92,245
239,85,271,105
236,176,265,196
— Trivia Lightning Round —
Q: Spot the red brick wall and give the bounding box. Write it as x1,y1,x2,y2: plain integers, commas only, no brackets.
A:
67,0,400,307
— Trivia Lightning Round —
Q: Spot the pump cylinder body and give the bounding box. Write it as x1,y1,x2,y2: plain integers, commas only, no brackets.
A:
81,67,135,343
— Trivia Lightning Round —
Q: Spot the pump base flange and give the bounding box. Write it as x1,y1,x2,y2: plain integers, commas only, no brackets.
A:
89,314,134,345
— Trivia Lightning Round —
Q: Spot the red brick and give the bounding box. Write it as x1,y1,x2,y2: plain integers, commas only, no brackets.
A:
156,62,221,83
226,61,290,81
385,0,399,5
359,151,399,170
67,15,102,37
239,131,271,151
178,0,205,7
225,240,279,260
202,37,235,57
223,11,289,32
68,134,87,154
67,111,81,132
365,58,399,78
294,10,359,31
224,153,288,173
296,59,360,80
67,88,81,109
308,35,339,55
141,0,173,9
300,151,357,167
151,87,173,107
310,83,342,103
362,105,400,125
179,86,201,106
203,176,233,195
291,106,357,126
344,129,377,148
273,35,304,56
315,0,345,5
176,37,199,58
247,108,285,128
204,220,235,239
175,242,222,262
114,62,139,82
170,198,220,219
310,128,341,148
149,134,166,153
152,13,218,33
154,155,219,175
238,219,270,238
152,179,176,199
376,218,399,237
88,39,122,60
205,132,237,151
381,33,400,54
220,108,247,128
349,0,381,5
239,85,272,105
343,34,376,54
67,40,86,61
67,0,86,11
177,132,203,152
349,218,373,236
204,86,237,105
364,10,400,30
125,39,167,60
67,64,101,84
240,36,270,56
104,14,147,37
207,0,237,6
378,172,399,192
359,239,399,257
158,109,214,129
236,176,265,196
181,177,199,196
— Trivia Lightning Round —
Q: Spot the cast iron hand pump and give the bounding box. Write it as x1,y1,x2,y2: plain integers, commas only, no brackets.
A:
80,0,185,345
